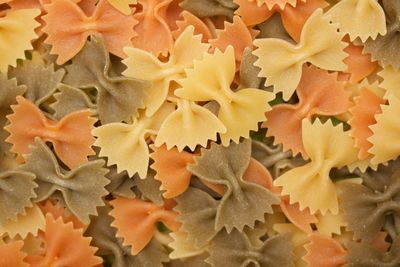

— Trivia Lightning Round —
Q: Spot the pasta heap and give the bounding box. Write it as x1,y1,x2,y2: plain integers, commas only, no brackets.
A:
1,0,400,266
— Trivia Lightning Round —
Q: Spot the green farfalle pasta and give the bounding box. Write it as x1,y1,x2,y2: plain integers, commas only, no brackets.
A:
206,229,294,267
338,159,400,242
9,60,65,106
19,138,109,224
63,34,150,124
238,47,264,90
187,140,280,232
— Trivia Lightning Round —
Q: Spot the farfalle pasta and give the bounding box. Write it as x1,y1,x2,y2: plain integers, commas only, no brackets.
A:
253,8,347,100
1,0,400,265
274,119,358,215
176,47,274,145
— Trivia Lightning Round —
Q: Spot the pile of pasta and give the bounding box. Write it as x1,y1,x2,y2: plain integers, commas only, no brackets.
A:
1,0,400,266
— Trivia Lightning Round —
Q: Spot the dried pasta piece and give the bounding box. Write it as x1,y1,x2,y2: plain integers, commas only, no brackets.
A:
327,0,386,42
0,170,36,224
303,233,347,267
379,66,400,100
25,214,102,267
168,231,208,259
172,11,212,42
0,9,40,72
343,40,378,84
263,65,351,157
0,204,45,239
132,170,165,206
257,13,292,42
0,241,28,267
349,88,384,160
239,47,263,89
315,210,347,237
104,166,136,199
5,96,96,169
176,47,274,145
9,61,65,106
209,16,257,68
257,0,298,9
64,34,149,123
123,26,209,117
206,229,294,267
108,0,136,15
180,0,237,18
151,145,194,198
274,119,359,215
369,94,400,165
188,140,280,232
132,0,174,57
155,99,226,151
93,102,175,178
346,236,400,267
110,197,181,255
364,0,400,69
338,166,400,242
253,9,347,101
85,205,170,267
42,0,137,64
19,138,109,224
50,84,96,120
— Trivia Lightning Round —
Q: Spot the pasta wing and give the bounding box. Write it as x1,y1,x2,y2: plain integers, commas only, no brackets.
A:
0,241,28,267
327,0,386,42
108,0,136,15
303,234,347,267
168,231,208,259
379,66,400,99
253,9,347,100
274,119,358,215
0,9,40,72
369,94,400,165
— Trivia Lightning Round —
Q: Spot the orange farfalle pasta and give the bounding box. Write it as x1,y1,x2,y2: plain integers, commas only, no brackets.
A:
255,0,300,9
172,10,213,42
342,40,378,84
25,214,102,267
209,16,258,69
42,0,137,64
110,197,181,255
132,0,174,57
234,0,327,41
303,234,347,267
151,145,194,198
5,96,96,169
0,240,28,267
349,88,385,160
263,65,352,158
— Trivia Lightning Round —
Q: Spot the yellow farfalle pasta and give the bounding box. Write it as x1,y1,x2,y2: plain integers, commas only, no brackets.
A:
274,119,359,215
0,204,45,239
369,94,400,165
123,26,209,116
155,99,226,151
93,103,175,178
379,67,400,99
315,211,346,236
175,46,274,146
0,9,40,72
168,232,208,259
327,0,386,42
253,9,347,101
108,0,136,15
